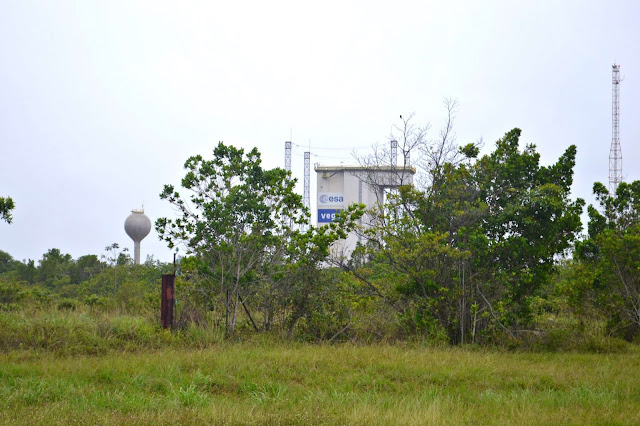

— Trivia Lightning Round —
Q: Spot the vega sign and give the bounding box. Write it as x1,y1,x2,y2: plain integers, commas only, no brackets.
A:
318,209,341,223
318,192,344,206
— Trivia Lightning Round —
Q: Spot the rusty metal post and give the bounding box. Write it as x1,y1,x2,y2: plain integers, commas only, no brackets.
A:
161,274,175,329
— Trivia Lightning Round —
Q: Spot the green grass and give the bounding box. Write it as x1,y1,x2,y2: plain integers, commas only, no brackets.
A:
0,308,226,355
1,344,639,425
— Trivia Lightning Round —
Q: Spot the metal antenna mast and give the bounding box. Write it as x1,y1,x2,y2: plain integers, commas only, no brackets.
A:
609,64,622,194
390,140,397,167
285,141,292,173
303,152,310,212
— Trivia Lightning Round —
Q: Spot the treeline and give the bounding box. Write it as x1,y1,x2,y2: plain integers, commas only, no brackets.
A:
0,246,171,313
151,118,640,348
2,120,639,350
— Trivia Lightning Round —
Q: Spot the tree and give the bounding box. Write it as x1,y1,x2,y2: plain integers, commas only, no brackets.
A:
0,250,18,274
575,181,640,339
344,123,584,343
157,142,310,336
280,210,363,337
101,243,128,292
70,255,103,284
37,248,73,290
0,196,15,224
471,129,584,328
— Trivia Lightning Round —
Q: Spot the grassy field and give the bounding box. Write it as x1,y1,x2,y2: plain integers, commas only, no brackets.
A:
1,343,639,425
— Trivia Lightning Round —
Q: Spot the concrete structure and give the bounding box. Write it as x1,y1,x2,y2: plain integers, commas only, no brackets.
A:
315,164,415,258
124,209,151,264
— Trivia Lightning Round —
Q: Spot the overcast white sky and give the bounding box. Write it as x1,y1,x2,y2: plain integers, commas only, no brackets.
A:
1,0,639,263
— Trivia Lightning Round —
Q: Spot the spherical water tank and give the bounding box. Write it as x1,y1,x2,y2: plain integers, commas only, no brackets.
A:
125,209,151,242
124,209,151,264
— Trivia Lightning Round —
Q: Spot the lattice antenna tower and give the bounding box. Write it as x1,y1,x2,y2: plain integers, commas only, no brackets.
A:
284,141,292,173
283,141,294,230
390,140,397,167
303,152,310,212
609,64,622,194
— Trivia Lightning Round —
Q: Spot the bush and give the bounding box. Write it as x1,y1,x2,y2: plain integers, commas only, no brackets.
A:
57,299,77,311
523,313,630,353
0,282,26,304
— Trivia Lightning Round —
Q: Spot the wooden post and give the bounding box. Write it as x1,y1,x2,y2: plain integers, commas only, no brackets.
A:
161,274,175,329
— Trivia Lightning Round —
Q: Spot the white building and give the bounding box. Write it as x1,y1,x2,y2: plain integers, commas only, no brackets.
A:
315,164,415,259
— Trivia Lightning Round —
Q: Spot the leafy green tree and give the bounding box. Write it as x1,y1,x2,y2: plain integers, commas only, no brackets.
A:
349,127,584,343
0,250,18,274
37,248,73,290
70,255,103,284
157,142,310,336
472,129,584,327
575,181,640,339
279,210,363,337
0,196,14,224
15,259,37,285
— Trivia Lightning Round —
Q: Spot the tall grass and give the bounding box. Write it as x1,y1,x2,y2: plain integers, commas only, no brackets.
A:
0,304,638,423
0,305,227,355
1,344,639,424
0,303,631,356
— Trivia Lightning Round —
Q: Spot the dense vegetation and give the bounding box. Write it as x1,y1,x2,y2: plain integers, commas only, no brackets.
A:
2,119,639,351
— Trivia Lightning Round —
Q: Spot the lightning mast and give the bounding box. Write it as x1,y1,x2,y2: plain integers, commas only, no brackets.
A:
303,151,310,210
390,140,397,166
609,64,622,194
283,141,294,229
284,141,292,173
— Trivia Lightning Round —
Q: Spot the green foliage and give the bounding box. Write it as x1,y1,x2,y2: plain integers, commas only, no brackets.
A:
36,249,73,289
348,128,584,344
460,142,480,158
0,282,26,305
0,131,628,349
0,196,15,224
56,299,77,311
287,268,354,341
473,130,584,322
157,142,358,337
575,181,640,340
0,250,19,274
0,244,171,329
157,143,309,335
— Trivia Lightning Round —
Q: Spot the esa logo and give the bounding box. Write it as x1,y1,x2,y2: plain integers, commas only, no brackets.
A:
318,194,344,204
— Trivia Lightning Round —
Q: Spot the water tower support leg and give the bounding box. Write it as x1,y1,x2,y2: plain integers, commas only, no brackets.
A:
134,241,141,264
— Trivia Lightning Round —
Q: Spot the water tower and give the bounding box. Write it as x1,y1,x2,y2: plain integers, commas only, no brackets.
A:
124,209,151,264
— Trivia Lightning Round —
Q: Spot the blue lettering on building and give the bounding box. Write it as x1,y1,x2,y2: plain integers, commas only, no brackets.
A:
318,209,342,223
318,194,344,204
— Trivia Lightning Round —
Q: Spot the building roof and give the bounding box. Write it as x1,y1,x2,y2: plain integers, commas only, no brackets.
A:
314,164,416,174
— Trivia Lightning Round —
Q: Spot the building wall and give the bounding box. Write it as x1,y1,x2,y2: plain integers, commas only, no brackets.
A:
315,165,414,259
